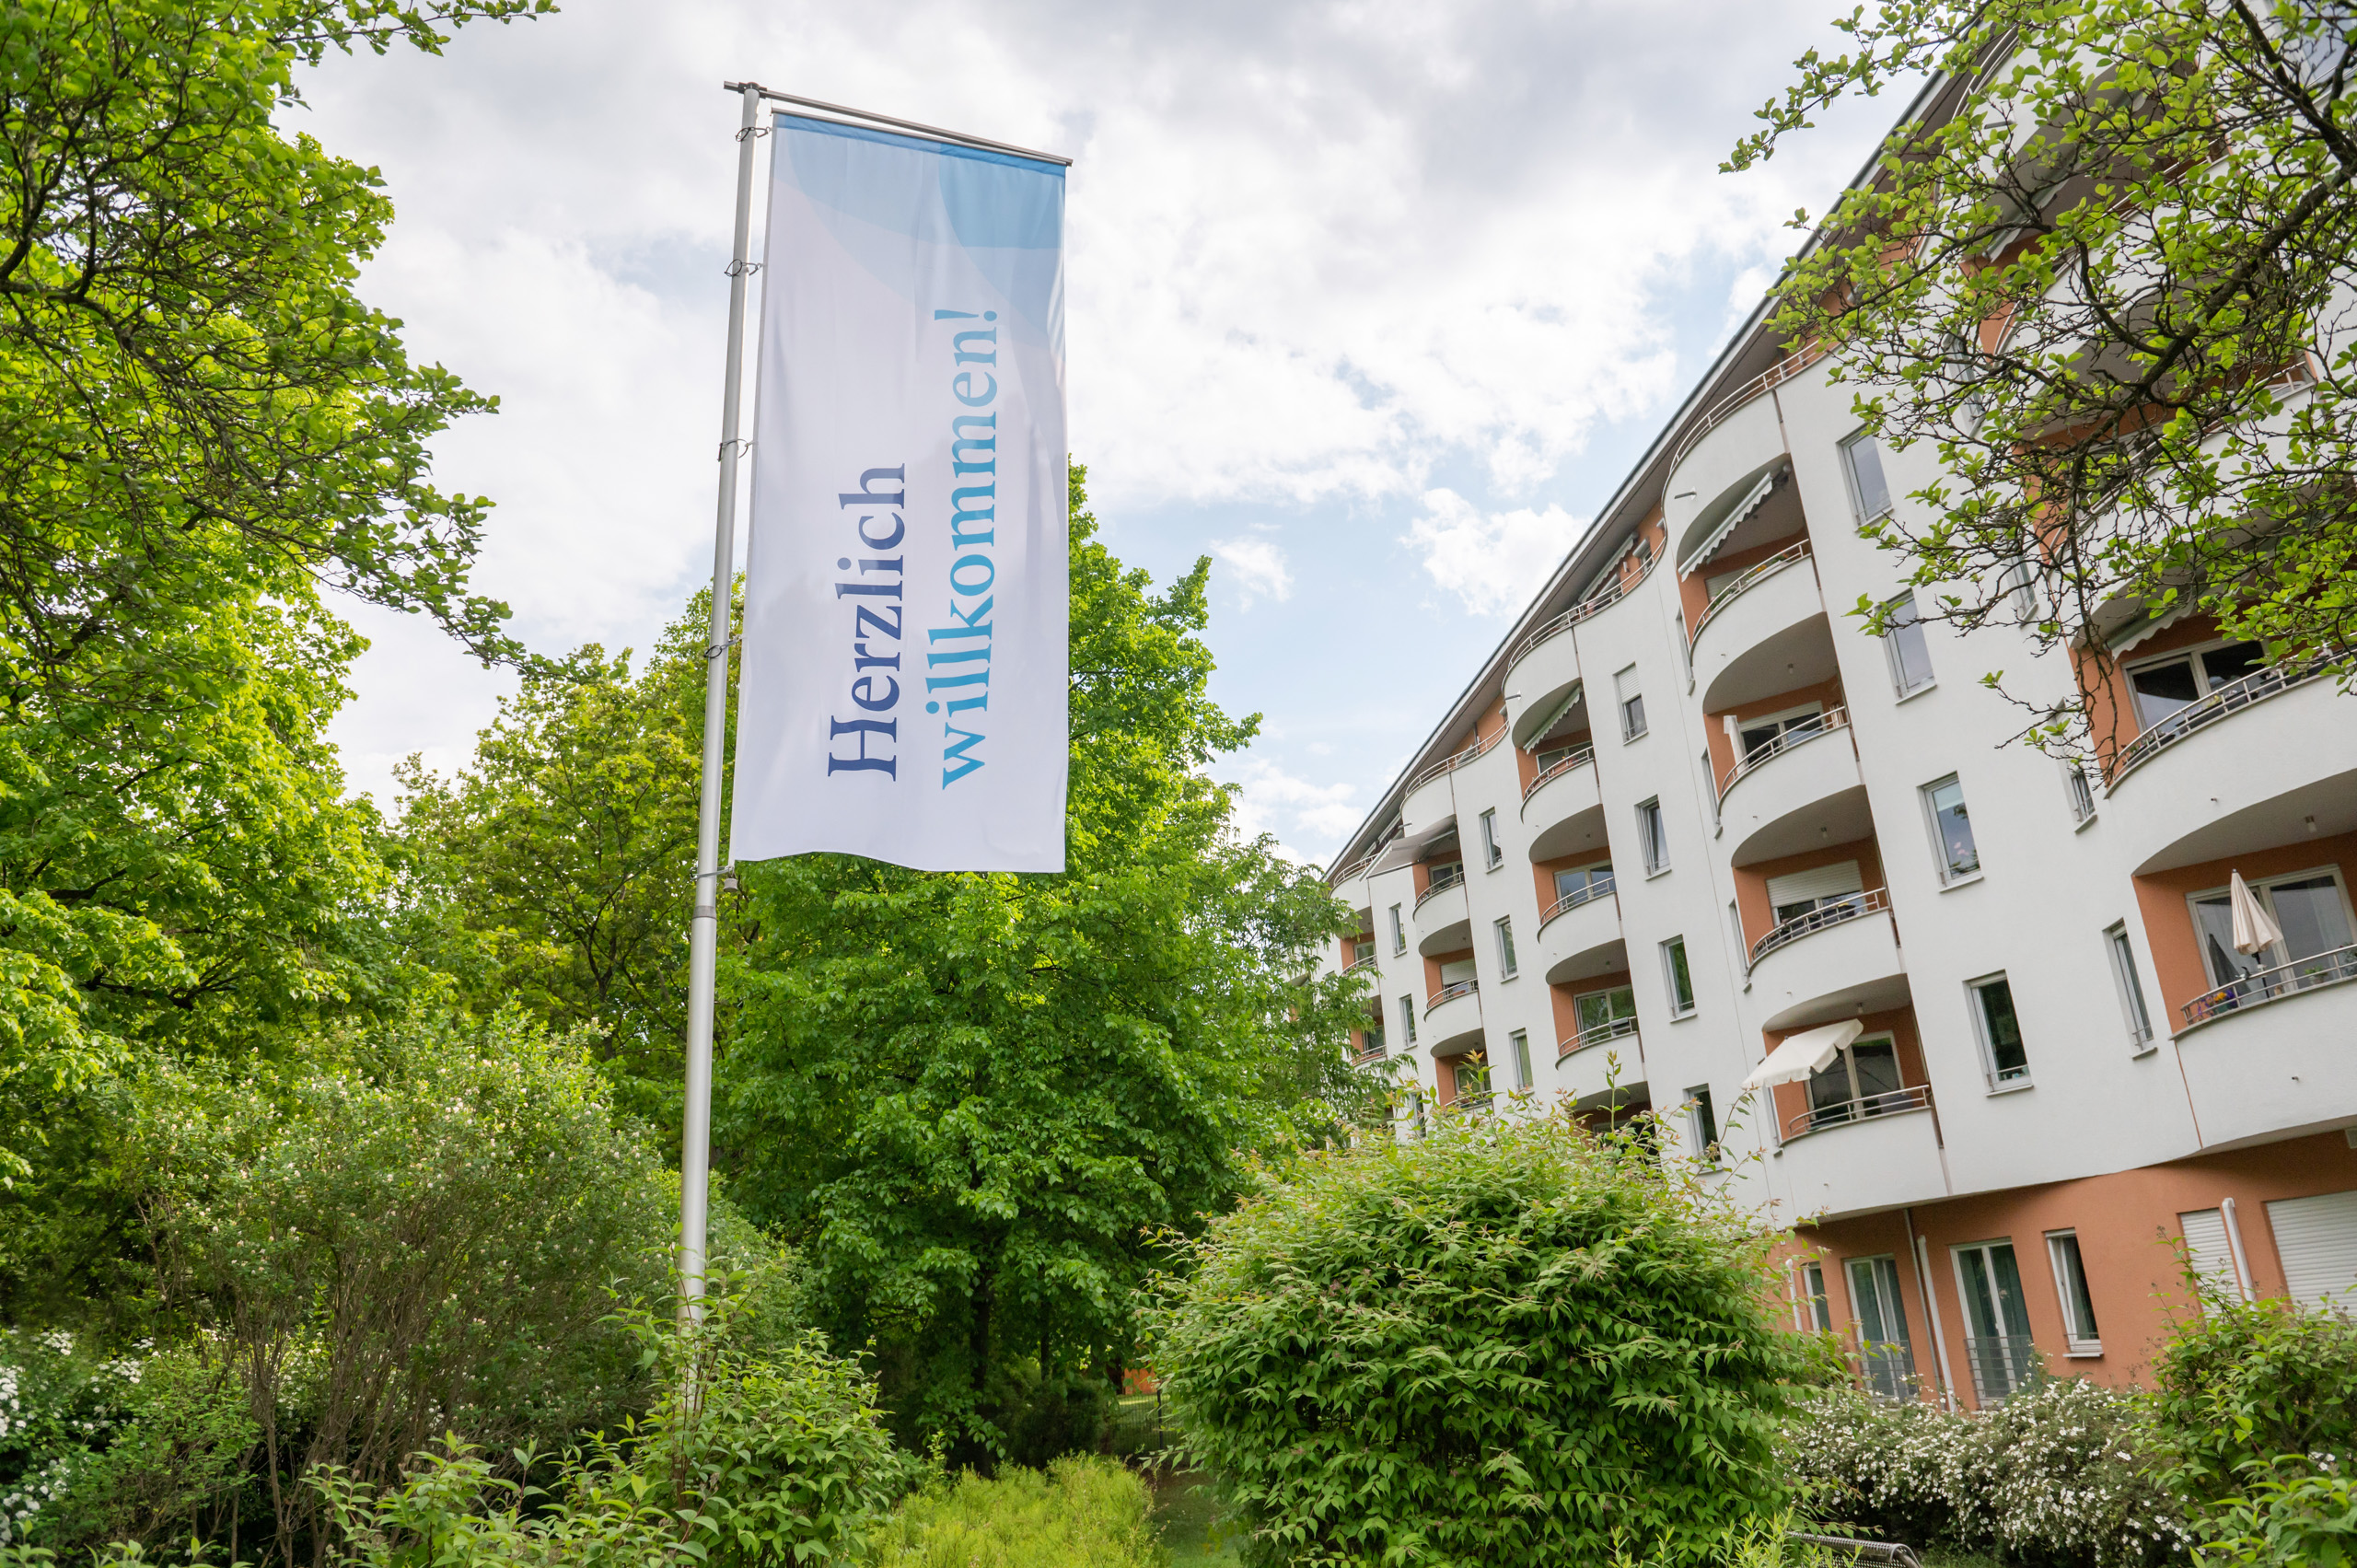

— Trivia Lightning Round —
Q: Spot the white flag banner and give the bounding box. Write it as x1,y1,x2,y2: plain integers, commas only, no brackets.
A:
731,112,1068,872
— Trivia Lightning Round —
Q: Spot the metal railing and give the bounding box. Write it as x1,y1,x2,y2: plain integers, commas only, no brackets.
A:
1747,888,1890,970
1783,1084,1933,1142
1425,978,1479,1016
1718,706,1848,804
1963,1334,2039,1405
1412,868,1466,912
1353,1036,1387,1064
2182,942,2357,1028
1557,1012,1638,1060
1506,541,1662,667
1666,343,1826,476
1787,1534,1922,1568
2106,655,2338,788
1522,744,1596,803
1328,818,1401,887
1856,1342,1919,1404
1538,876,1618,929
1405,726,1505,796
1687,538,1814,650
1341,954,1379,977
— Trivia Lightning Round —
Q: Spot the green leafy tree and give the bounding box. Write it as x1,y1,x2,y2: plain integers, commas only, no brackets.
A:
716,468,1373,1464
1146,1110,1829,1568
1730,0,2357,757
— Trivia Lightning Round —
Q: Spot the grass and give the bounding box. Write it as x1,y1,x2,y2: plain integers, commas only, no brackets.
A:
1149,1469,1238,1568
874,1455,1166,1568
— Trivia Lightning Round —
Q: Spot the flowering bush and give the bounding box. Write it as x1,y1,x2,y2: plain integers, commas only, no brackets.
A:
1785,1379,2189,1567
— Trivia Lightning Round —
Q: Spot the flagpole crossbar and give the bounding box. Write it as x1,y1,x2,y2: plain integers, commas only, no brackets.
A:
721,79,1074,168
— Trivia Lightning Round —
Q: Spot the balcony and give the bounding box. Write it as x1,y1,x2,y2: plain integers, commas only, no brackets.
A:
1422,978,1484,1054
1772,1085,1948,1222
1664,353,1816,555
1341,954,1379,980
1504,618,1583,745
1690,543,1838,713
1555,1015,1643,1106
1522,747,1607,860
1537,881,1623,986
1718,710,1875,867
1413,875,1471,957
2175,944,2357,1149
1401,727,1504,840
1747,889,1910,1033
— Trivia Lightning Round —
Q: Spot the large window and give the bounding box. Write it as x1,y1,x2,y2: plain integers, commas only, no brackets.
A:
1844,1255,1917,1400
1479,807,1503,869
1389,903,1405,954
1739,703,1826,762
1493,916,1519,980
2106,923,2154,1048
1968,973,2031,1088
1661,936,1696,1017
1841,429,1894,519
2063,761,2097,824
1451,1054,1491,1110
1922,774,1980,882
1805,1034,1904,1128
1882,592,1936,694
1572,984,1636,1046
2190,868,2357,992
1952,1240,2037,1404
1685,1085,1720,1165
1766,861,1864,926
1553,861,1615,906
1616,664,1648,741
2127,639,2267,733
1637,798,1669,875
2047,1231,2103,1355
1426,859,1464,893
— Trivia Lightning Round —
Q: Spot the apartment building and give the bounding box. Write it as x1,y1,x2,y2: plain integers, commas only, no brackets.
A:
1318,221,2357,1411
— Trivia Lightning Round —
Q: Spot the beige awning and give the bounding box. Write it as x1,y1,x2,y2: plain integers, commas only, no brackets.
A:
1743,1018,1864,1090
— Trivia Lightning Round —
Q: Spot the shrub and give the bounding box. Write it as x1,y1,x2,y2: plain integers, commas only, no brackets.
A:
1784,1380,2188,1567
2190,1459,2357,1567
2147,1290,2357,1508
870,1455,1164,1568
1144,1110,1826,1568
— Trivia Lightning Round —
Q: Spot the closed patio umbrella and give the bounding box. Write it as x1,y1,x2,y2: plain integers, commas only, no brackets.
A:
2229,870,2284,957
1743,1017,1864,1090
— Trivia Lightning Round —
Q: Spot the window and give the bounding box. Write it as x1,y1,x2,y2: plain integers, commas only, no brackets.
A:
1399,995,1418,1046
1841,429,1894,518
2064,761,2096,824
1883,592,1936,694
2106,923,2154,1048
1509,1029,1532,1091
1388,903,1405,954
1661,936,1695,1016
1686,1085,1720,1164
1494,917,1518,980
1999,555,2037,615
1766,861,1864,926
2127,639,2267,734
1844,1256,1917,1400
2047,1232,2103,1354
1922,774,1980,882
1572,984,1636,1048
1426,859,1464,893
1637,798,1669,876
1805,1035,1904,1127
1451,1054,1491,1110
1797,1260,1833,1332
1951,1240,2037,1403
1479,808,1503,869
1738,704,1827,762
1615,665,1647,740
1362,1016,1386,1055
1728,900,1747,958
2190,868,2357,993
1535,740,1585,772
1968,974,2030,1088
1553,861,1616,907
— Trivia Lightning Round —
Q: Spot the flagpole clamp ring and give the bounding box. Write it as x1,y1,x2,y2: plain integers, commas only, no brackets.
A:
717,437,752,461
725,260,762,277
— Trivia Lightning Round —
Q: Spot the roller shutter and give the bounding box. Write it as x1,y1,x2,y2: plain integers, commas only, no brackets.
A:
2177,1209,2240,1300
2266,1190,2357,1308
1767,861,1864,911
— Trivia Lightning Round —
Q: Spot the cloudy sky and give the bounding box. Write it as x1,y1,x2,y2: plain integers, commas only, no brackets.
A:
298,0,1906,863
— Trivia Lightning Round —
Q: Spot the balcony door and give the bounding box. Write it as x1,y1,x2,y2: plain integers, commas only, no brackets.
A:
1843,1255,1916,1400
1738,703,1826,763
1951,1240,2037,1404
2191,869,2357,990
1553,860,1615,906
1573,984,1635,1044
1806,1035,1902,1127
1766,861,1864,927
2127,640,2265,732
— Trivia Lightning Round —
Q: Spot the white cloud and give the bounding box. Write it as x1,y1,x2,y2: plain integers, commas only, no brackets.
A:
1219,757,1362,854
1211,537,1295,607
1402,489,1590,618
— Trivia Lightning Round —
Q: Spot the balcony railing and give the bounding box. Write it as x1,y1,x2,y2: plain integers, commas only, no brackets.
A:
1413,868,1466,912
1405,726,1505,796
1782,1084,1932,1142
1556,1012,1637,1061
1507,541,1662,667
1747,888,1890,970
2182,942,2357,1028
1342,954,1379,977
1963,1334,2039,1406
1688,538,1814,651
1718,706,1849,803
1425,978,1479,1016
1856,1342,1918,1403
1539,876,1618,929
1353,1037,1387,1064
1665,343,1827,475
1522,744,1596,803
2106,655,2338,788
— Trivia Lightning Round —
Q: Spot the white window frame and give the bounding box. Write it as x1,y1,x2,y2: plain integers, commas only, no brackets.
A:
1493,916,1518,980
1637,797,1669,876
1685,1084,1720,1165
1615,664,1648,741
1660,935,1695,1017
1840,428,1895,521
2121,636,2270,728
2061,760,2096,826
1674,612,1692,686
2105,922,2154,1051
1882,591,1936,695
1797,1260,1833,1332
1508,1028,1531,1091
1399,994,1418,1046
2046,1230,2103,1356
2186,865,2357,983
1967,970,2032,1090
1479,807,1503,869
1389,902,1405,955
1920,772,1981,885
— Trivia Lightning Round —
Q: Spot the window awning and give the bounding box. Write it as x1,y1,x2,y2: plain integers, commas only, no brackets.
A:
1678,465,1785,578
1742,1017,1864,1090
1524,682,1584,746
2104,597,2196,656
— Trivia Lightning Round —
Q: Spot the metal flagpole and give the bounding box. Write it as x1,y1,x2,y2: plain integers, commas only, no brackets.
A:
679,80,765,1318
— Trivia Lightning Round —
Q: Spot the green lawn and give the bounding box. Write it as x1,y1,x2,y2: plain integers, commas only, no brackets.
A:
1149,1469,1238,1568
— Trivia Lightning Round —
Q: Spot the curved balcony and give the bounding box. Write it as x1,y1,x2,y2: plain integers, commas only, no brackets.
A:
2176,947,2357,1148
2099,658,2357,875
1422,979,1484,1055
1771,1085,1949,1222
1413,876,1472,958
1747,889,1910,1032
1718,711,1875,867
1537,882,1622,986
1521,748,1607,861
1554,1016,1644,1108
1690,543,1837,714
1400,728,1504,840
1504,618,1583,745
1664,352,1818,554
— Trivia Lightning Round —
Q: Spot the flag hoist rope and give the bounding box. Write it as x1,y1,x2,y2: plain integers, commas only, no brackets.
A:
679,83,1072,1318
